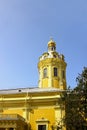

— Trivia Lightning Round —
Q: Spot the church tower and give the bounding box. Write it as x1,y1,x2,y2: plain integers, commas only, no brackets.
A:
38,39,67,89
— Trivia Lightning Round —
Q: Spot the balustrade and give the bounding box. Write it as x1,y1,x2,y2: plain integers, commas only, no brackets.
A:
0,114,25,121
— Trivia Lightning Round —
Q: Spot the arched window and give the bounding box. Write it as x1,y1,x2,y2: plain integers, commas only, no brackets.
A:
62,70,65,79
54,67,58,77
43,68,47,78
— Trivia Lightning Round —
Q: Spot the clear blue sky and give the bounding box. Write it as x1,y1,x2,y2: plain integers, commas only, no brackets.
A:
0,0,87,89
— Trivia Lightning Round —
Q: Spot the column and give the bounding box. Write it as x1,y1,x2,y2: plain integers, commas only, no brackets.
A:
13,129,16,130
55,105,63,130
23,108,28,121
59,66,63,89
39,67,43,88
5,128,9,130
48,65,52,87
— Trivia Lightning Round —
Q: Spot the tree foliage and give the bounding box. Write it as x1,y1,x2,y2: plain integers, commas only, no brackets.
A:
64,67,87,130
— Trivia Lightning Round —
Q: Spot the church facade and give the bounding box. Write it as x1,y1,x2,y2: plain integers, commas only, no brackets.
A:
0,39,67,130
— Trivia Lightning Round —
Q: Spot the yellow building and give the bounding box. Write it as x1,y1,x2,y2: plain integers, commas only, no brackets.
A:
0,39,67,130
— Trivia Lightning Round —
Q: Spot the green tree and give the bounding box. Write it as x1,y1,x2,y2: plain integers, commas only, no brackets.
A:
75,67,87,126
64,67,87,130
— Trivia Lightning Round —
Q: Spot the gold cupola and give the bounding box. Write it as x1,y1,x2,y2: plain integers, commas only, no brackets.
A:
48,39,56,52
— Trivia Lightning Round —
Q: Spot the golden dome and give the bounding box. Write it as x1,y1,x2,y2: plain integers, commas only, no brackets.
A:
48,39,56,47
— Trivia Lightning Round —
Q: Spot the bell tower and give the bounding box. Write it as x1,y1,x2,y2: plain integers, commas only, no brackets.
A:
38,39,67,90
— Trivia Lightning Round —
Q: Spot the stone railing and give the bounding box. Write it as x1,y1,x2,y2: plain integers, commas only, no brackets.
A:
0,114,25,121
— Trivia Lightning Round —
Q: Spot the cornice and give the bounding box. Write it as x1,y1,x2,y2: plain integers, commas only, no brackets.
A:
38,58,67,68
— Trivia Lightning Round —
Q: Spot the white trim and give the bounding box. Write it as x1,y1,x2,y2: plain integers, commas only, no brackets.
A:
36,118,49,130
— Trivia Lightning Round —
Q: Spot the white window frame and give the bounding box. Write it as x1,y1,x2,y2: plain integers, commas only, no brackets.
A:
36,118,49,130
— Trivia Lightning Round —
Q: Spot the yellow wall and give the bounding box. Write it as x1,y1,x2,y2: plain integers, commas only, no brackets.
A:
42,78,48,88
53,78,59,88
3,109,23,116
30,108,55,130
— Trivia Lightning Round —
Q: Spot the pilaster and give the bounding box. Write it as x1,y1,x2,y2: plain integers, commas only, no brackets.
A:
48,65,52,87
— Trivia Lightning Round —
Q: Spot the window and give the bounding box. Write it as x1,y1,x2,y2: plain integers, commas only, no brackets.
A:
53,55,56,58
36,118,49,130
9,128,14,130
43,68,47,78
62,70,65,79
38,125,46,130
48,46,55,51
54,67,57,77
